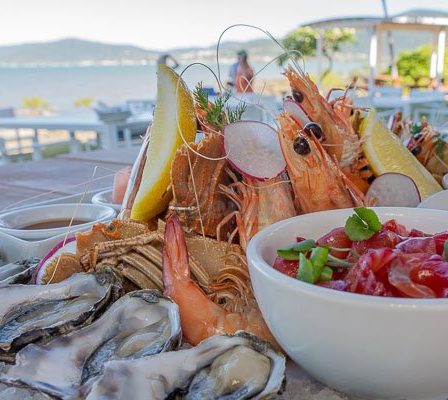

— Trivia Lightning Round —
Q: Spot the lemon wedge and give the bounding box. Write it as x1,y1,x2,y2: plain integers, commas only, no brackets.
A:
360,110,442,199
130,65,196,221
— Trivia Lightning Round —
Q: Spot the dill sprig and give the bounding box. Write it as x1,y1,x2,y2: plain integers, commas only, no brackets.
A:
193,82,246,130
411,123,422,136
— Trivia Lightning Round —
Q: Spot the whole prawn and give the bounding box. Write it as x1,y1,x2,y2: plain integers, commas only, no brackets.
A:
284,67,360,167
162,213,277,347
277,113,365,213
218,170,296,251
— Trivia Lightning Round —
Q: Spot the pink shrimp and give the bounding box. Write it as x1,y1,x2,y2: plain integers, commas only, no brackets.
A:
162,213,277,347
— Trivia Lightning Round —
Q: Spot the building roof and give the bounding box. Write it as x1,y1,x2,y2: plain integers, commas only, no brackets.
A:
304,9,448,31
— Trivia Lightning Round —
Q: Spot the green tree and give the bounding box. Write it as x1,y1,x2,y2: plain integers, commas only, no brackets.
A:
395,44,448,87
279,26,356,78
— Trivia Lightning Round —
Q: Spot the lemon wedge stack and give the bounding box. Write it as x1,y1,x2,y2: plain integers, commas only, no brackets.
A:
360,110,442,199
130,65,196,221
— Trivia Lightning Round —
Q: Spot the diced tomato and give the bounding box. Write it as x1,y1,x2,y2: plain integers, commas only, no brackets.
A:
316,227,352,258
272,257,298,278
382,219,409,236
388,254,436,298
408,228,430,237
433,233,448,255
317,280,348,292
352,230,402,256
410,255,448,297
296,236,307,243
344,257,388,296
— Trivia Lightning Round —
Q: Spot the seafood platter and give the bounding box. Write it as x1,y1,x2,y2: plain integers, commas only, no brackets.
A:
1,60,448,400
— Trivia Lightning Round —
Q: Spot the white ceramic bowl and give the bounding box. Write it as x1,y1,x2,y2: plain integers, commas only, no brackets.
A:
91,189,122,212
0,203,116,240
247,207,448,400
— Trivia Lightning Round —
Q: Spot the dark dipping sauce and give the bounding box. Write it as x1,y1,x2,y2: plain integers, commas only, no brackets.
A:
21,219,90,230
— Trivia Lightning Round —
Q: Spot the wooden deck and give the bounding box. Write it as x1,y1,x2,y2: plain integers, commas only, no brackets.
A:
0,148,139,211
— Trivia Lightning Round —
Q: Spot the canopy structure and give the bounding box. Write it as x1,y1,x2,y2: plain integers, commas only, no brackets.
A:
303,9,448,93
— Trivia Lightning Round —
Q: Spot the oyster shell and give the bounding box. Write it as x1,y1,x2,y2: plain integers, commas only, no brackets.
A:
0,376,66,400
7,290,181,390
80,332,285,400
0,272,120,361
0,259,39,286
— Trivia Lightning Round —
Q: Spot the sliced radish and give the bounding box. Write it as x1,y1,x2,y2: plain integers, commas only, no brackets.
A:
35,237,77,284
366,173,421,207
223,120,286,181
283,98,311,127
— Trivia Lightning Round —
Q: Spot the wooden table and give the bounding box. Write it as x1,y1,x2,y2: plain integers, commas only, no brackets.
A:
0,148,140,212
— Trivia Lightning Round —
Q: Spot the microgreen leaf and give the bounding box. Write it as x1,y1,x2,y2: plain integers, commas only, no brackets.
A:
319,266,333,282
297,253,314,283
444,240,448,260
310,246,330,282
354,207,382,232
277,239,316,260
344,207,382,241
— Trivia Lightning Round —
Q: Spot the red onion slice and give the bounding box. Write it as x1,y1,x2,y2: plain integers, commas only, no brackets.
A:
35,237,77,284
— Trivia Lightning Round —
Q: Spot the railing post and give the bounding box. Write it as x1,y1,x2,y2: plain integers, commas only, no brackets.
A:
69,131,81,153
32,132,42,161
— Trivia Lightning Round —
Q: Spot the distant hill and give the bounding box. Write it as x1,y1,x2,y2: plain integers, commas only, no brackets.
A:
0,9,446,67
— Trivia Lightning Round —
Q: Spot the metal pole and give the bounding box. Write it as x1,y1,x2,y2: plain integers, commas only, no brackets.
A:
369,27,378,96
381,0,398,79
436,29,446,88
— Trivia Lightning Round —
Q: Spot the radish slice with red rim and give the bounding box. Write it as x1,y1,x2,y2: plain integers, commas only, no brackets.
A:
366,173,421,207
35,237,77,284
283,98,310,126
223,120,286,181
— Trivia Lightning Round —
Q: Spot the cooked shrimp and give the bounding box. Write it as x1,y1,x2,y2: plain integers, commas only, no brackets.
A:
218,171,296,251
162,213,277,347
284,67,360,167
277,113,365,213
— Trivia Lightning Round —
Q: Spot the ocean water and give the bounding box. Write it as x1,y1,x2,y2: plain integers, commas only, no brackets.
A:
0,60,364,112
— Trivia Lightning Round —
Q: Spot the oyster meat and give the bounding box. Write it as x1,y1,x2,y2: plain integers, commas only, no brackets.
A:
7,290,181,390
0,258,39,286
80,332,285,400
0,272,119,360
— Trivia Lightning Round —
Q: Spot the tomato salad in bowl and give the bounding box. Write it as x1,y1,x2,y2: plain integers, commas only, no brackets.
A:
273,207,448,298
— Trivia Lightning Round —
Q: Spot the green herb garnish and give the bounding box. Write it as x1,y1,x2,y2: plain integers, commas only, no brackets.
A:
193,82,246,131
297,253,314,283
296,246,330,283
444,240,448,260
276,239,316,260
344,207,382,241
411,123,423,136
319,266,333,282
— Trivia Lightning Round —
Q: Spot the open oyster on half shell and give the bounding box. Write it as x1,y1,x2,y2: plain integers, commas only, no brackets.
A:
0,258,39,286
79,332,286,400
7,290,181,391
0,272,120,362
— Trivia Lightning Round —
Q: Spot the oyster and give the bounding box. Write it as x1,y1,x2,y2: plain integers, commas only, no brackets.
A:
0,376,67,400
0,272,120,361
7,290,181,390
0,258,39,286
80,332,285,400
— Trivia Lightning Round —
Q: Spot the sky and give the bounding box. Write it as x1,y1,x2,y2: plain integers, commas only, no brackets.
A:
1,0,448,50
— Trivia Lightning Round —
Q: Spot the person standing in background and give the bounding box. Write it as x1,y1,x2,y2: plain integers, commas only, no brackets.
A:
227,50,255,93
